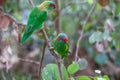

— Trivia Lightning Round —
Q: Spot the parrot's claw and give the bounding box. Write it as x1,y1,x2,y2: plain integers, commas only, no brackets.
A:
49,47,54,50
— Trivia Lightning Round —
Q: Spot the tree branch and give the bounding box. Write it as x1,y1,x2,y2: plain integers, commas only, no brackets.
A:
54,0,60,34
75,0,98,61
4,14,26,27
38,41,46,79
41,29,60,59
18,57,39,65
28,0,34,8
57,60,64,80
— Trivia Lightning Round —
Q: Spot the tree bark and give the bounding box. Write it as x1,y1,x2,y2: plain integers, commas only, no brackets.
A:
54,0,60,34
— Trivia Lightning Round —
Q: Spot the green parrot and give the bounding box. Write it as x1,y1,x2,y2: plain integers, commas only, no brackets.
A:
53,33,69,58
20,1,56,45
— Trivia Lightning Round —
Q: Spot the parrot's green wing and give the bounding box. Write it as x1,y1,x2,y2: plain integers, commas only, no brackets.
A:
20,7,47,45
53,40,69,58
27,7,48,30
61,43,69,58
64,43,69,57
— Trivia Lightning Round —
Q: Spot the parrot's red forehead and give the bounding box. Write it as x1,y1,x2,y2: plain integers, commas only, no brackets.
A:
49,3,56,8
63,37,68,42
57,33,69,43
57,37,68,43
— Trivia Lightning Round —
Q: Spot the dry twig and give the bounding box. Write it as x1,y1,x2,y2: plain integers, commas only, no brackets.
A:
28,0,34,8
75,0,98,61
4,14,26,27
38,41,46,79
54,0,60,34
18,57,39,65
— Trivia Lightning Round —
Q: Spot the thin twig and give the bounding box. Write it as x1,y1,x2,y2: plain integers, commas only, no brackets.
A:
38,41,46,79
75,0,98,61
54,0,60,34
18,58,39,65
4,14,26,27
57,60,64,80
41,29,60,59
61,1,87,11
28,0,34,8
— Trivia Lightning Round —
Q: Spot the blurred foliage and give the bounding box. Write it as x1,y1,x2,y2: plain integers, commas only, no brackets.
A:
0,70,32,80
42,63,110,80
42,64,68,80
67,62,80,74
0,0,120,80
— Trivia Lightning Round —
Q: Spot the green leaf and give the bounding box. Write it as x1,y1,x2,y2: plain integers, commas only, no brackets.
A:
70,77,75,80
1,71,7,80
42,64,68,80
84,23,91,31
103,30,109,40
115,4,120,15
89,31,103,44
87,0,94,4
89,33,96,44
67,62,79,74
96,4,102,10
114,58,120,66
95,52,108,65
94,75,110,80
13,12,22,20
78,58,88,70
116,41,120,49
103,75,110,80
77,76,91,80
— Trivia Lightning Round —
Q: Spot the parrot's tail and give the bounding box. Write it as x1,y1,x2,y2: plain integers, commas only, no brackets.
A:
20,31,33,45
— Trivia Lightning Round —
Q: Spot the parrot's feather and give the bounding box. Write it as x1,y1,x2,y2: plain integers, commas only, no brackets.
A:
20,7,47,45
20,1,56,45
27,7,47,30
52,33,69,58
20,30,34,45
53,40,69,58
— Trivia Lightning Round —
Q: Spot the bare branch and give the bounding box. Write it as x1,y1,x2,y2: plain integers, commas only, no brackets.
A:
61,1,87,11
28,0,34,8
75,0,98,61
57,60,64,80
54,0,60,34
38,41,46,79
4,14,26,27
18,57,39,65
41,29,60,59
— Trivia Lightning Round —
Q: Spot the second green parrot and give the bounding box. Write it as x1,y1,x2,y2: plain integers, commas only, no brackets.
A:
53,33,69,58
20,1,56,45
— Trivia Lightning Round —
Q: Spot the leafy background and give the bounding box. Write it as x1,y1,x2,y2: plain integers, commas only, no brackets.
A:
0,0,120,80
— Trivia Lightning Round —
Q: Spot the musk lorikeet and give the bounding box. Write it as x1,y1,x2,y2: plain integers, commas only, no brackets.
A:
20,1,56,45
53,33,69,58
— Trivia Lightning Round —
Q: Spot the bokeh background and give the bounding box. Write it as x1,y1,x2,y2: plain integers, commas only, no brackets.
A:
0,0,120,80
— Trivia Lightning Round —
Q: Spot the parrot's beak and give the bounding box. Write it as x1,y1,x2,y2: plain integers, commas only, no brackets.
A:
53,3,56,9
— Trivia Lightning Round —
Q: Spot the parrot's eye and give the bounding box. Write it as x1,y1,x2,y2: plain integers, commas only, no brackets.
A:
57,37,61,41
63,38,68,42
49,3,56,9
